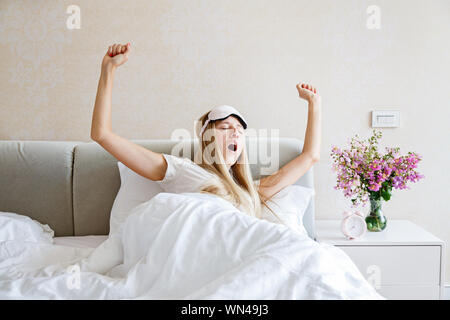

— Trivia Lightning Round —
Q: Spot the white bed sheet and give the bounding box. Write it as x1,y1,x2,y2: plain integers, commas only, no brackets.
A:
0,193,385,299
53,235,108,248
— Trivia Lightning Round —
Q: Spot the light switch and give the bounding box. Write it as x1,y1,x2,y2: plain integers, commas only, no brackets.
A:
372,110,400,128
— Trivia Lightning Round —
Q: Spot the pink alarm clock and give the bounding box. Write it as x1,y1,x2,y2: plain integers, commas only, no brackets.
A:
341,210,367,240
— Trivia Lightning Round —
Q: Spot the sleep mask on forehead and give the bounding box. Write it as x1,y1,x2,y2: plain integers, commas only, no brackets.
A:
199,105,248,137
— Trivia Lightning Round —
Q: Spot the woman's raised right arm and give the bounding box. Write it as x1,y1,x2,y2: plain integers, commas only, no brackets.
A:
90,43,168,181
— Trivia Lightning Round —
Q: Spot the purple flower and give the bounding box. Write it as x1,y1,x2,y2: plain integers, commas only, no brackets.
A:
330,129,424,207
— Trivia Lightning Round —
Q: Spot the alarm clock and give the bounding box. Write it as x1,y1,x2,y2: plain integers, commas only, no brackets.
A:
341,210,367,240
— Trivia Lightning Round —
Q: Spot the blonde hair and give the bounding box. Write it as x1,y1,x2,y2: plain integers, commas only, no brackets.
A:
194,111,283,223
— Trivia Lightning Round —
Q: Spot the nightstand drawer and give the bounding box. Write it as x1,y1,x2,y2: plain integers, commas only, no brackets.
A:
338,245,441,286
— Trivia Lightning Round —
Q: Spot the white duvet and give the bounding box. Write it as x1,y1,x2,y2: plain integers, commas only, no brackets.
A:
0,192,384,299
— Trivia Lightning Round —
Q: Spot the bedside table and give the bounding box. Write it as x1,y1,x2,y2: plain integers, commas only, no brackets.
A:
315,220,445,300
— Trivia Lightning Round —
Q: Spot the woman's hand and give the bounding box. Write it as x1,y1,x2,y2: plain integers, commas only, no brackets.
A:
101,43,131,71
296,83,321,104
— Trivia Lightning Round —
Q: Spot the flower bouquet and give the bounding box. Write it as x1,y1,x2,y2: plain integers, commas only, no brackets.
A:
330,129,425,231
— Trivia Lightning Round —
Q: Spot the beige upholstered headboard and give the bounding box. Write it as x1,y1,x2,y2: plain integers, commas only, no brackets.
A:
0,137,316,239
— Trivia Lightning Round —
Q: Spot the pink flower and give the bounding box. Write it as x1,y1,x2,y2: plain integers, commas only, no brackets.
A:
331,129,424,206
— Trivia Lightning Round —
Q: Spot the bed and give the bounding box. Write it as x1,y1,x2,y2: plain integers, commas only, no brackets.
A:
0,138,384,299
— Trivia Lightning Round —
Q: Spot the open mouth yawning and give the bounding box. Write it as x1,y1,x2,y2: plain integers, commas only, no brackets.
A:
227,143,237,152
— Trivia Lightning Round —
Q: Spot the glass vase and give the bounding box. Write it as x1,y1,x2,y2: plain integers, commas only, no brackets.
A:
365,197,387,232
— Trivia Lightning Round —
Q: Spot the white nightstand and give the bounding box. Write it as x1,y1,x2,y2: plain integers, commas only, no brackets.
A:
315,220,445,300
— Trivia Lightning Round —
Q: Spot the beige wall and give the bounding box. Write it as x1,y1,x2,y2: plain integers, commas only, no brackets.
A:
1,0,449,283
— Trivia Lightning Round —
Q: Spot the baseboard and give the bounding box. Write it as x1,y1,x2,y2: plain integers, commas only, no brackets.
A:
444,285,450,300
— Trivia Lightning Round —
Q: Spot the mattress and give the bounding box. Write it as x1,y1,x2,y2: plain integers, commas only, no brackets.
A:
53,235,108,248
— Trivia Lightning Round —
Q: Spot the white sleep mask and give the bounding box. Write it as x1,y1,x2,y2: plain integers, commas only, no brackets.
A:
198,105,248,137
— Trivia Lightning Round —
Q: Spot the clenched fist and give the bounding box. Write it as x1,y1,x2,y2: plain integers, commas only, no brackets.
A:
296,83,321,104
102,43,131,70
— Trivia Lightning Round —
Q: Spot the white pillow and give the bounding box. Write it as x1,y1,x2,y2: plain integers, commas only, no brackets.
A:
260,185,315,236
0,211,54,243
109,162,164,235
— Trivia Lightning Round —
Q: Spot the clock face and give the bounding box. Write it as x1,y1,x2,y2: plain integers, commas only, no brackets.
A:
345,216,365,238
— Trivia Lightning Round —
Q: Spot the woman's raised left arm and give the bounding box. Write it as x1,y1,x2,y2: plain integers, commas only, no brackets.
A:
258,83,321,201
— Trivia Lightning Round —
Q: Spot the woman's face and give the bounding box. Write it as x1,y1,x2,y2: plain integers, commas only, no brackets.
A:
213,116,246,167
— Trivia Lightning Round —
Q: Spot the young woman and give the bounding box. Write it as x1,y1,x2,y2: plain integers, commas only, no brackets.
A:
91,43,321,220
